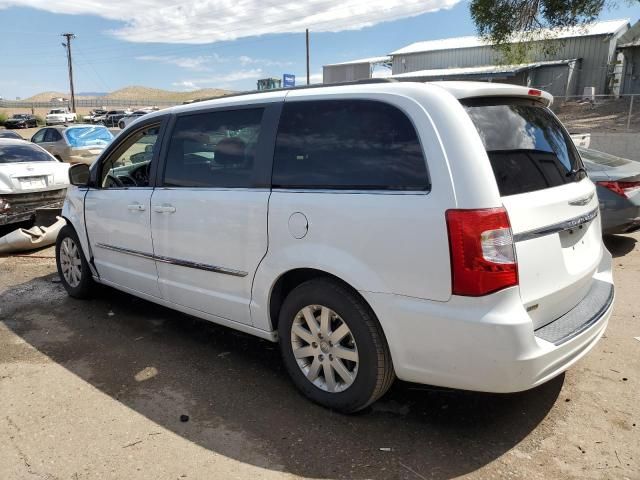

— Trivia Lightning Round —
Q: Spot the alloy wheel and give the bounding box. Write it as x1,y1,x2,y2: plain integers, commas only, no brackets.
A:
59,237,82,288
290,305,359,393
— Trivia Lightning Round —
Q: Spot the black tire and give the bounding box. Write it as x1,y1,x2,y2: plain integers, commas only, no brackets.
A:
278,278,395,413
55,225,95,298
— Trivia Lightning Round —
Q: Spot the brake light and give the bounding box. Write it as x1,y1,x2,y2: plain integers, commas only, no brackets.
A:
597,181,640,199
528,89,542,96
446,208,518,296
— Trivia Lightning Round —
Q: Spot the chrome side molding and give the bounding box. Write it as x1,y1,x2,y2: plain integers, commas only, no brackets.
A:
95,243,248,277
514,207,599,243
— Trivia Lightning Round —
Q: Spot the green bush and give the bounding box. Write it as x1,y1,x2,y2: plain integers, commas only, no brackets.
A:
35,115,44,126
0,112,7,126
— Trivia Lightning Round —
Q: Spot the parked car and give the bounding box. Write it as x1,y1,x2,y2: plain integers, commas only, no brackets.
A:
88,109,108,124
45,108,77,125
4,114,38,129
118,110,152,129
579,147,640,234
57,81,614,412
102,110,128,127
0,130,26,140
31,125,114,165
0,139,70,226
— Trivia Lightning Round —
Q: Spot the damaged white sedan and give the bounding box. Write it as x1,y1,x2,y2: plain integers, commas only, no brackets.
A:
0,139,70,226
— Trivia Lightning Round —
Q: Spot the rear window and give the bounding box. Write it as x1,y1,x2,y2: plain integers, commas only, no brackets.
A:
0,144,54,163
464,99,585,196
65,126,113,148
272,100,429,190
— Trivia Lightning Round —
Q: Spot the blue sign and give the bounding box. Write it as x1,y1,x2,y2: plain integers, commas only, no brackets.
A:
283,74,296,88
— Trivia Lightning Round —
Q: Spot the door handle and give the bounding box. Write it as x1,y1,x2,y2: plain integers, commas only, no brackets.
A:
153,204,176,214
127,203,146,212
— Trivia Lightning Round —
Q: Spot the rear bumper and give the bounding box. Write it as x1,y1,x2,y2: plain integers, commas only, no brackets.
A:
362,249,614,393
0,190,67,226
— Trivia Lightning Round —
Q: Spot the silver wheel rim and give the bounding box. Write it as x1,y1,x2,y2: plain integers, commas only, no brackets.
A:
60,237,82,288
290,305,359,393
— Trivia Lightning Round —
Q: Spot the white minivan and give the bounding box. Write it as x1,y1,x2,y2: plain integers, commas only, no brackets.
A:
57,81,614,412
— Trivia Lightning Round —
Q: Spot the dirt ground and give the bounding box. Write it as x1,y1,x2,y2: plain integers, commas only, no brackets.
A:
0,230,639,480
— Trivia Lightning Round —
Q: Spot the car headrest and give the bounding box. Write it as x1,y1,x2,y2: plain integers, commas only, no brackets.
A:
215,137,246,166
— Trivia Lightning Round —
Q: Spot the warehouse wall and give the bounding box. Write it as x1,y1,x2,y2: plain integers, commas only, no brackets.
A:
621,47,640,94
323,63,371,84
392,35,618,94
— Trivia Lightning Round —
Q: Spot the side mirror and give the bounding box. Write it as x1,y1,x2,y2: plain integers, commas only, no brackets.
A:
69,163,91,187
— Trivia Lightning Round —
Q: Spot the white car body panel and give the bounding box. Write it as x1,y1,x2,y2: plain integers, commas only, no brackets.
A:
60,81,614,394
0,160,70,195
84,188,161,297
150,188,269,325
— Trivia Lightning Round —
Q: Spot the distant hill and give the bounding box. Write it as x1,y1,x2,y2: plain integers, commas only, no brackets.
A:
23,86,233,103
22,91,93,102
103,86,232,102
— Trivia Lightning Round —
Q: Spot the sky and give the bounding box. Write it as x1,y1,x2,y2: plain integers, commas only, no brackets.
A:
0,0,638,99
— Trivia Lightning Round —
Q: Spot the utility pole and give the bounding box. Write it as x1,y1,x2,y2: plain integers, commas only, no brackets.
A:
61,33,76,113
305,29,310,85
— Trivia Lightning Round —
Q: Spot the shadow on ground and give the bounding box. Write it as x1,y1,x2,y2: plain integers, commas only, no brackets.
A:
1,274,563,479
604,234,637,258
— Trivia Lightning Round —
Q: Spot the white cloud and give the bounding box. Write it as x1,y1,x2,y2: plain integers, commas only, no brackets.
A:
0,0,462,44
137,55,218,71
138,54,292,72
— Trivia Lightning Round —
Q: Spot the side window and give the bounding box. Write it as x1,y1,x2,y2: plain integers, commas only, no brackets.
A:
32,129,46,143
100,125,160,189
44,129,61,142
163,108,264,188
272,100,429,190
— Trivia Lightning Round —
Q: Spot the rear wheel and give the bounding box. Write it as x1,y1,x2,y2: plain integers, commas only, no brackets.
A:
278,278,394,413
56,225,94,298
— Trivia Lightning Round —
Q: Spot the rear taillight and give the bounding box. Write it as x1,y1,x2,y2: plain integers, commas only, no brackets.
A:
446,208,518,296
597,181,640,199
528,88,542,96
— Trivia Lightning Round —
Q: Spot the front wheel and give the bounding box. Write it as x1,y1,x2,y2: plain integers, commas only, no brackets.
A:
56,225,95,298
278,278,395,413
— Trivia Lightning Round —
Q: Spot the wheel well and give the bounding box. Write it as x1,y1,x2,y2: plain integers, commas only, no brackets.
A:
269,268,373,331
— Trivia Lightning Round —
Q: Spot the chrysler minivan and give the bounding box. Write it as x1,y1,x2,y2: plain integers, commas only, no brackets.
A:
56,80,614,412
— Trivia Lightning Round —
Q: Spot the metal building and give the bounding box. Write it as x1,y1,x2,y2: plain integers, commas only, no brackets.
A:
618,21,640,94
322,57,391,84
323,19,631,96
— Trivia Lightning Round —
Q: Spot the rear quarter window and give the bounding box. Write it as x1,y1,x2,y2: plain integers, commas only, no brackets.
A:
464,98,585,196
272,99,429,190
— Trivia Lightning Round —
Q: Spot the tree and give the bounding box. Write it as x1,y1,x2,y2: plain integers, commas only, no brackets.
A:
469,0,638,62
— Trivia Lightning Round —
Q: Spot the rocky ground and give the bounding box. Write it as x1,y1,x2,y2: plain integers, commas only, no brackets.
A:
0,231,638,480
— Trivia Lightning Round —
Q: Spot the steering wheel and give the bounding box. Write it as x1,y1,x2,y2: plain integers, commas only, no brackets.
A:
104,174,124,188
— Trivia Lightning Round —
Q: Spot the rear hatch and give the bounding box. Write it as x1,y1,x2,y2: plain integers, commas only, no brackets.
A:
464,97,602,329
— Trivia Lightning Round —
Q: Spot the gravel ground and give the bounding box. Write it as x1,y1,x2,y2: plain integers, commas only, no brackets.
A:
0,231,638,480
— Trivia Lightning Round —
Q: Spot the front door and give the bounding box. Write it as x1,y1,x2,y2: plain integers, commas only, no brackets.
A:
84,123,163,297
151,105,274,325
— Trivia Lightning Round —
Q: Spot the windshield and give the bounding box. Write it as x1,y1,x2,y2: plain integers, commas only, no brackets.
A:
464,98,585,197
0,144,54,163
49,109,65,114
65,126,114,148
12,114,28,119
